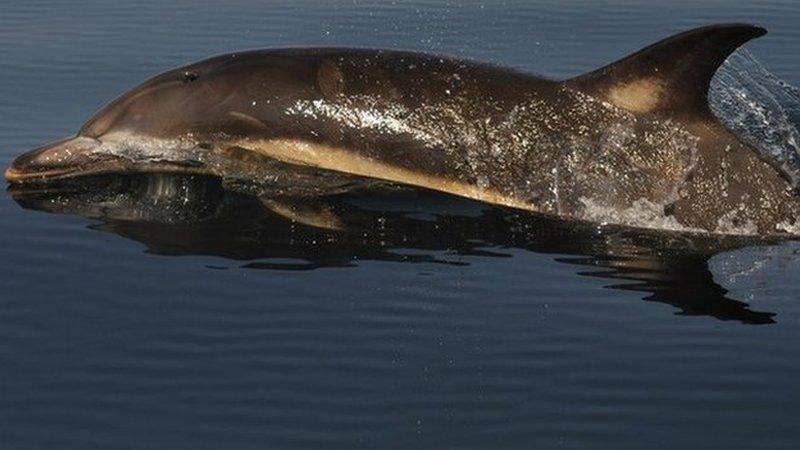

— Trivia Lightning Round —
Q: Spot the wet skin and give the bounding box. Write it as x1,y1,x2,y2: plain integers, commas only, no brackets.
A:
6,24,800,234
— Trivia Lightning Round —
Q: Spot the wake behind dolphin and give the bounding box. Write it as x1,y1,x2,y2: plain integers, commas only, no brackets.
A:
6,24,800,235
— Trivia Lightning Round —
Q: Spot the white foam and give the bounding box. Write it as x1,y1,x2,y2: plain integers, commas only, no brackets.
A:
579,197,700,233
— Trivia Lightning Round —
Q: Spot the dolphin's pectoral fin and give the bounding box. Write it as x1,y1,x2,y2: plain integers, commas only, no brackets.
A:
567,24,766,116
260,196,345,231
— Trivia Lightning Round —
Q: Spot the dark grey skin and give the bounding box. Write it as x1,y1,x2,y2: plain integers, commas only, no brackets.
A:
6,24,800,234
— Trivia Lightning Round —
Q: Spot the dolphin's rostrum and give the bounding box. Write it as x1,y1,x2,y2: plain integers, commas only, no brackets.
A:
6,24,799,234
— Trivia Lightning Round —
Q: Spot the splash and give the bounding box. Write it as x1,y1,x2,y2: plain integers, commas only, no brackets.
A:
579,198,701,233
93,131,208,165
711,49,800,187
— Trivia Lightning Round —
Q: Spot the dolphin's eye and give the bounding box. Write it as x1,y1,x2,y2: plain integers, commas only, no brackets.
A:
182,71,199,83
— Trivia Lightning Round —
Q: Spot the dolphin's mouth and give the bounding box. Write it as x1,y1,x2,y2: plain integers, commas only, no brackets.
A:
5,166,78,183
6,173,122,201
5,135,210,184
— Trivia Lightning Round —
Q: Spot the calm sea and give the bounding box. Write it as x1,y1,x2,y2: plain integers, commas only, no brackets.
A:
1,1,800,449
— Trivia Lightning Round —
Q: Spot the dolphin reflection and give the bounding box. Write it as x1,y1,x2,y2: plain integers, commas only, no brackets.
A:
8,173,782,325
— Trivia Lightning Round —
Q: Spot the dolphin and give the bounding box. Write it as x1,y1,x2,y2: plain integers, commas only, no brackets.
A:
5,24,799,234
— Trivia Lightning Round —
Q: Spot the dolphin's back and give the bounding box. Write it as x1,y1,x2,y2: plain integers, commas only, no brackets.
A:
185,47,693,213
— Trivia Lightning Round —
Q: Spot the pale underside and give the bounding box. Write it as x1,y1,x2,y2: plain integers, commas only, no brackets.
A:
234,137,539,211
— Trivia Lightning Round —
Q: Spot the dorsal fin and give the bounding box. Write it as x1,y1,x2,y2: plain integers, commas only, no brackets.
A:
566,24,767,117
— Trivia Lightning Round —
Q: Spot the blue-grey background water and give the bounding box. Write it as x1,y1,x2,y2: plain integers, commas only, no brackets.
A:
2,1,800,449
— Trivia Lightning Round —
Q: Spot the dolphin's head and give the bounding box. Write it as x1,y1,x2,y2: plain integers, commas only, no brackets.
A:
5,52,295,184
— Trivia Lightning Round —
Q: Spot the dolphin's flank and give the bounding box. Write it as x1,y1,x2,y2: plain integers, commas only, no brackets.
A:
6,24,799,234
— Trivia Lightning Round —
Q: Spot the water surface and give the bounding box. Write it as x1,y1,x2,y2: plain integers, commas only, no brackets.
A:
2,1,800,449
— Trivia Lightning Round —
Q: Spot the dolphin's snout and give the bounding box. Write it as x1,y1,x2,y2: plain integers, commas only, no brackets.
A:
5,142,61,181
5,136,103,183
